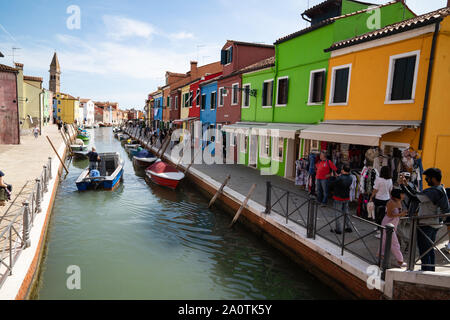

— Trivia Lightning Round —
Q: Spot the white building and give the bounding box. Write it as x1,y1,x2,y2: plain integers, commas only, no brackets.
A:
80,99,95,125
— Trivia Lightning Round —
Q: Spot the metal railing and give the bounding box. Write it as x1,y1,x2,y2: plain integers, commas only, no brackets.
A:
0,157,53,288
264,181,394,279
407,214,450,271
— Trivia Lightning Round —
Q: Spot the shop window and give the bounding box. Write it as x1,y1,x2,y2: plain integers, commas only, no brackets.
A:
308,69,326,105
231,83,239,105
240,134,247,153
330,64,351,105
276,77,289,106
272,137,284,161
259,135,270,159
210,92,217,110
201,94,206,110
242,84,250,108
262,80,273,108
386,51,420,103
218,87,225,107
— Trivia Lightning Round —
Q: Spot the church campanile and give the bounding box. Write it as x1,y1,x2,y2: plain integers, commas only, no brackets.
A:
49,52,61,93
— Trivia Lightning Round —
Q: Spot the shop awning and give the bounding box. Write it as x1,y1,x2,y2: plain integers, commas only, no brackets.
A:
222,122,309,139
299,124,403,146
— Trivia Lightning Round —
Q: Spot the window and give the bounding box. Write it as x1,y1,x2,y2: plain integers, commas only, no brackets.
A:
308,69,326,104
259,134,270,158
210,92,217,110
218,87,224,107
221,46,233,65
183,92,189,108
262,80,273,108
242,84,250,108
175,96,178,110
201,94,206,110
330,64,351,105
386,51,420,103
272,137,284,161
196,89,200,106
276,77,289,106
189,91,193,107
232,83,239,105
240,134,247,153
167,97,171,109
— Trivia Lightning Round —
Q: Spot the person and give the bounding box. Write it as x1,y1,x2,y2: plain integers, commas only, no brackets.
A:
330,165,353,234
57,120,62,131
380,189,408,268
397,172,419,252
414,168,449,271
33,126,40,139
87,147,100,171
370,166,393,238
63,122,68,134
0,170,8,206
315,151,337,207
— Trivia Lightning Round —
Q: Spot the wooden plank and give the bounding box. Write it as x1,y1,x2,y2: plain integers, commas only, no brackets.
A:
209,175,231,208
229,183,257,228
46,136,69,174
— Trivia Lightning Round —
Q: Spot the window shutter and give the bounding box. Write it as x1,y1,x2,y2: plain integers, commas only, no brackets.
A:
333,68,349,103
229,47,233,64
221,50,226,65
391,56,416,101
284,78,289,104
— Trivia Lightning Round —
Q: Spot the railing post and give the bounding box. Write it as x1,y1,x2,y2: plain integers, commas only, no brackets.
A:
22,201,31,248
48,157,53,179
307,196,316,239
265,181,271,214
381,223,394,281
285,191,290,225
407,218,418,271
35,179,42,213
341,211,347,256
43,165,48,192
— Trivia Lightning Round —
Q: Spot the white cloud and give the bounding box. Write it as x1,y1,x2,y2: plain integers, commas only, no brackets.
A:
168,31,195,40
102,15,156,40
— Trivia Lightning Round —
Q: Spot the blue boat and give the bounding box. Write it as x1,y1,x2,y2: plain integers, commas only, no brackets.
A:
75,152,124,191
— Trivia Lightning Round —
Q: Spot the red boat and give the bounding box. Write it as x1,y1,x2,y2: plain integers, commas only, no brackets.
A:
145,160,185,189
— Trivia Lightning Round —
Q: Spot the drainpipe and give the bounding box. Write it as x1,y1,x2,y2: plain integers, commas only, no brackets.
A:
272,44,279,121
418,20,441,151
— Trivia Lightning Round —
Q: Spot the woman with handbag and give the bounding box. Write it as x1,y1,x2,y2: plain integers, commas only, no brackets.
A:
370,166,393,238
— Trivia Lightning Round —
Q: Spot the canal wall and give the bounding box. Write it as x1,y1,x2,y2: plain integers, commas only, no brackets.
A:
0,132,70,300
126,130,449,300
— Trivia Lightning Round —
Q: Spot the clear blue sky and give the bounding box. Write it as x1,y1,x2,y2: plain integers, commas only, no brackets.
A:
0,0,447,109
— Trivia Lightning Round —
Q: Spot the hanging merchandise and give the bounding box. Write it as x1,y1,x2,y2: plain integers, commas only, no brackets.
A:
295,158,309,187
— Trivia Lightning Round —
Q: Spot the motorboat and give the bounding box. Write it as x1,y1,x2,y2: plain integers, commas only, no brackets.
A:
145,160,184,190
71,144,88,152
133,150,158,168
75,152,124,191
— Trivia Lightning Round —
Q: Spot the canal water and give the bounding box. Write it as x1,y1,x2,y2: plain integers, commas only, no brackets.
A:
35,128,338,300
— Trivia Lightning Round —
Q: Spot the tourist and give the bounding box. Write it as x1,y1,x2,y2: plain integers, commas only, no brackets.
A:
33,126,40,139
330,164,353,234
315,151,337,206
415,168,449,271
380,189,408,268
57,120,62,131
0,170,8,206
63,122,68,134
397,172,419,252
370,166,393,238
88,147,100,171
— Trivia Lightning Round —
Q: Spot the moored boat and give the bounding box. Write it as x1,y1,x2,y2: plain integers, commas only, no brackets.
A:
73,151,89,160
71,144,88,152
75,152,124,191
133,150,158,167
77,134,90,142
145,160,185,189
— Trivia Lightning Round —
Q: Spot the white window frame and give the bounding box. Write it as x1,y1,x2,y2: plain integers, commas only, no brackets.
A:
307,68,326,106
167,96,171,109
272,136,284,162
241,83,251,108
231,83,239,106
189,91,193,108
262,79,274,109
259,134,270,159
218,87,225,107
276,76,289,107
385,50,420,105
196,89,200,107
210,91,217,110
329,64,352,106
224,46,232,66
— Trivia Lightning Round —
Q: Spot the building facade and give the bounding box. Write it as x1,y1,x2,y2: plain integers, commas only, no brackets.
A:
0,64,20,144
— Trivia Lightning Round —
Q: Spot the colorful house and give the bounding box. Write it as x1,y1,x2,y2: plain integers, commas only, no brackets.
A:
199,77,220,148
0,64,20,144
298,7,450,185
54,93,80,124
227,0,416,179
153,90,164,129
80,99,95,125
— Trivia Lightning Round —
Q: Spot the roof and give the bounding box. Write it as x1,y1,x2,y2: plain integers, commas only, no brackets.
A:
303,0,376,19
50,52,60,70
325,6,450,52
79,99,91,103
275,1,406,45
225,40,274,49
239,56,275,74
0,64,18,73
24,75,43,82
60,93,77,100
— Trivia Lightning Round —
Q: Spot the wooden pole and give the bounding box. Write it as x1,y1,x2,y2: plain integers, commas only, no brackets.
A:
229,184,257,228
156,135,169,158
46,136,69,174
184,148,202,174
60,130,73,156
158,134,172,158
209,175,231,208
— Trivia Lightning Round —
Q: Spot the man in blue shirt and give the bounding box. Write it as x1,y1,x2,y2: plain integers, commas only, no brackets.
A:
87,147,100,171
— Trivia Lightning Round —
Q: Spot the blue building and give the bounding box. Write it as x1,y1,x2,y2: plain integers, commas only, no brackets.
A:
153,92,163,128
199,79,219,152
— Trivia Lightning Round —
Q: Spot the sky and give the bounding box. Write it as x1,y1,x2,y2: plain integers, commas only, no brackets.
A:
0,0,447,109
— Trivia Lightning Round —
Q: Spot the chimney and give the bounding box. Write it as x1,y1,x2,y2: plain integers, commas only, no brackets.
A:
14,62,23,70
190,61,198,80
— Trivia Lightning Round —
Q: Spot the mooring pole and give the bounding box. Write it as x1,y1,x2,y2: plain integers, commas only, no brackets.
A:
229,184,257,228
46,136,69,174
209,175,231,208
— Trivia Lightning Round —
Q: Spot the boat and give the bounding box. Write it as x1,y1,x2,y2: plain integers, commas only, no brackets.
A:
133,150,158,167
73,151,89,160
75,152,124,191
93,123,100,128
77,134,90,142
99,122,106,127
84,124,93,129
145,160,185,189
128,146,144,157
71,144,88,152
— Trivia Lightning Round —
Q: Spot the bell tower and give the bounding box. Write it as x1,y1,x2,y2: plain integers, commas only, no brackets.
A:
49,52,61,93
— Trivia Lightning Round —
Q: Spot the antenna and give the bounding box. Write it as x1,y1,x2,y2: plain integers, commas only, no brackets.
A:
10,46,21,64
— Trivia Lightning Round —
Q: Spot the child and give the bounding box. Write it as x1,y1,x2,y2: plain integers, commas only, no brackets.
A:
33,127,40,138
381,189,408,268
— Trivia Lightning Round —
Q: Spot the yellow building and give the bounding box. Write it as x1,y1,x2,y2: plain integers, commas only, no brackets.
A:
54,93,80,124
303,7,450,185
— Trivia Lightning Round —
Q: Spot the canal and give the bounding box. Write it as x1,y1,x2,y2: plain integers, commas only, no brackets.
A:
34,128,338,300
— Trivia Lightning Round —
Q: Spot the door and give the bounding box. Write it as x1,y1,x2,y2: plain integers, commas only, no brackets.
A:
249,135,257,168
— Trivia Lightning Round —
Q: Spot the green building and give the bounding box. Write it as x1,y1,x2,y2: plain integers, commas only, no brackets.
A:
225,0,415,179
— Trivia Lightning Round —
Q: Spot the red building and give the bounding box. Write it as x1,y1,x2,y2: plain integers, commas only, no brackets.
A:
215,41,275,127
0,64,20,144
